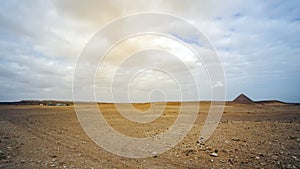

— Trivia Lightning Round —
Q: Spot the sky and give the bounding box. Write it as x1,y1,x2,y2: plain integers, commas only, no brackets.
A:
0,0,300,102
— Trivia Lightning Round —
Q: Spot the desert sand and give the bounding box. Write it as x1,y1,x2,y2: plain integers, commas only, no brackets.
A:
0,101,299,169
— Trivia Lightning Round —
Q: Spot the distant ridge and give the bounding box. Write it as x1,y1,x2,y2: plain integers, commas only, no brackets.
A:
255,100,287,105
233,94,254,104
0,100,73,106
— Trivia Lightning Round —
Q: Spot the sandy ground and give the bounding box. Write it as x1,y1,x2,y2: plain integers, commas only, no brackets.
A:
0,102,299,169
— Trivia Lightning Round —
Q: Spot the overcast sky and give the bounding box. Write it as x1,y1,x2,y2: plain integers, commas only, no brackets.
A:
0,0,299,102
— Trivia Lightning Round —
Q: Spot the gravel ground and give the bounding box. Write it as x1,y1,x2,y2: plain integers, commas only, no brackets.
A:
0,102,299,168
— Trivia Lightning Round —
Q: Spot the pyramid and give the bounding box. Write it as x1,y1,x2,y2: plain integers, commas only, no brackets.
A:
233,94,254,104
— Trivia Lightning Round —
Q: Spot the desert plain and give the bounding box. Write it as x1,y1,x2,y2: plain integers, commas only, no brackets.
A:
0,100,299,169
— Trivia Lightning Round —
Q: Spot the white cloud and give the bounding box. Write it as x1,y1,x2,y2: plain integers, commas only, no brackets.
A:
0,0,299,102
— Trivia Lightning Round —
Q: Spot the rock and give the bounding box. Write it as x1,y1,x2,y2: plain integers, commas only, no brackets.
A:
272,155,278,161
198,145,205,150
210,152,218,157
198,137,206,145
288,136,297,139
292,155,298,161
152,151,157,158
184,149,196,156
0,153,6,160
49,155,57,158
260,162,266,166
231,137,240,141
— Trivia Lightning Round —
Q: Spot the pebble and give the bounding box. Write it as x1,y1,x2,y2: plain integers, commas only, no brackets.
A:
152,152,157,158
272,155,278,161
50,155,58,158
292,156,298,161
260,162,266,166
210,152,218,157
288,136,297,139
184,149,196,156
228,158,234,165
231,137,240,141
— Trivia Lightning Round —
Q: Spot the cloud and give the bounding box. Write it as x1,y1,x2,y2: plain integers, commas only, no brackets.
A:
0,0,299,102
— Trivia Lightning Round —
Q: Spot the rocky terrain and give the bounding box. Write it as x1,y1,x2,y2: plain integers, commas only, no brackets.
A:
0,101,299,168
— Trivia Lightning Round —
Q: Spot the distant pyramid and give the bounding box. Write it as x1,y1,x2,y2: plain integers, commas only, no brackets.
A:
233,94,254,104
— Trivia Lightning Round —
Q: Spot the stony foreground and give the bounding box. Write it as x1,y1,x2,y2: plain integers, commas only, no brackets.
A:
0,102,299,168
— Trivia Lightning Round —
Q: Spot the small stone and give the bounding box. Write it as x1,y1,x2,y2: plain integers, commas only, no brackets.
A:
20,160,26,163
184,149,196,156
50,155,57,158
198,137,206,145
292,156,298,161
228,158,234,165
210,152,218,157
198,145,205,150
260,162,266,166
272,155,278,161
152,152,157,158
231,137,240,141
255,156,260,160
32,137,37,139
